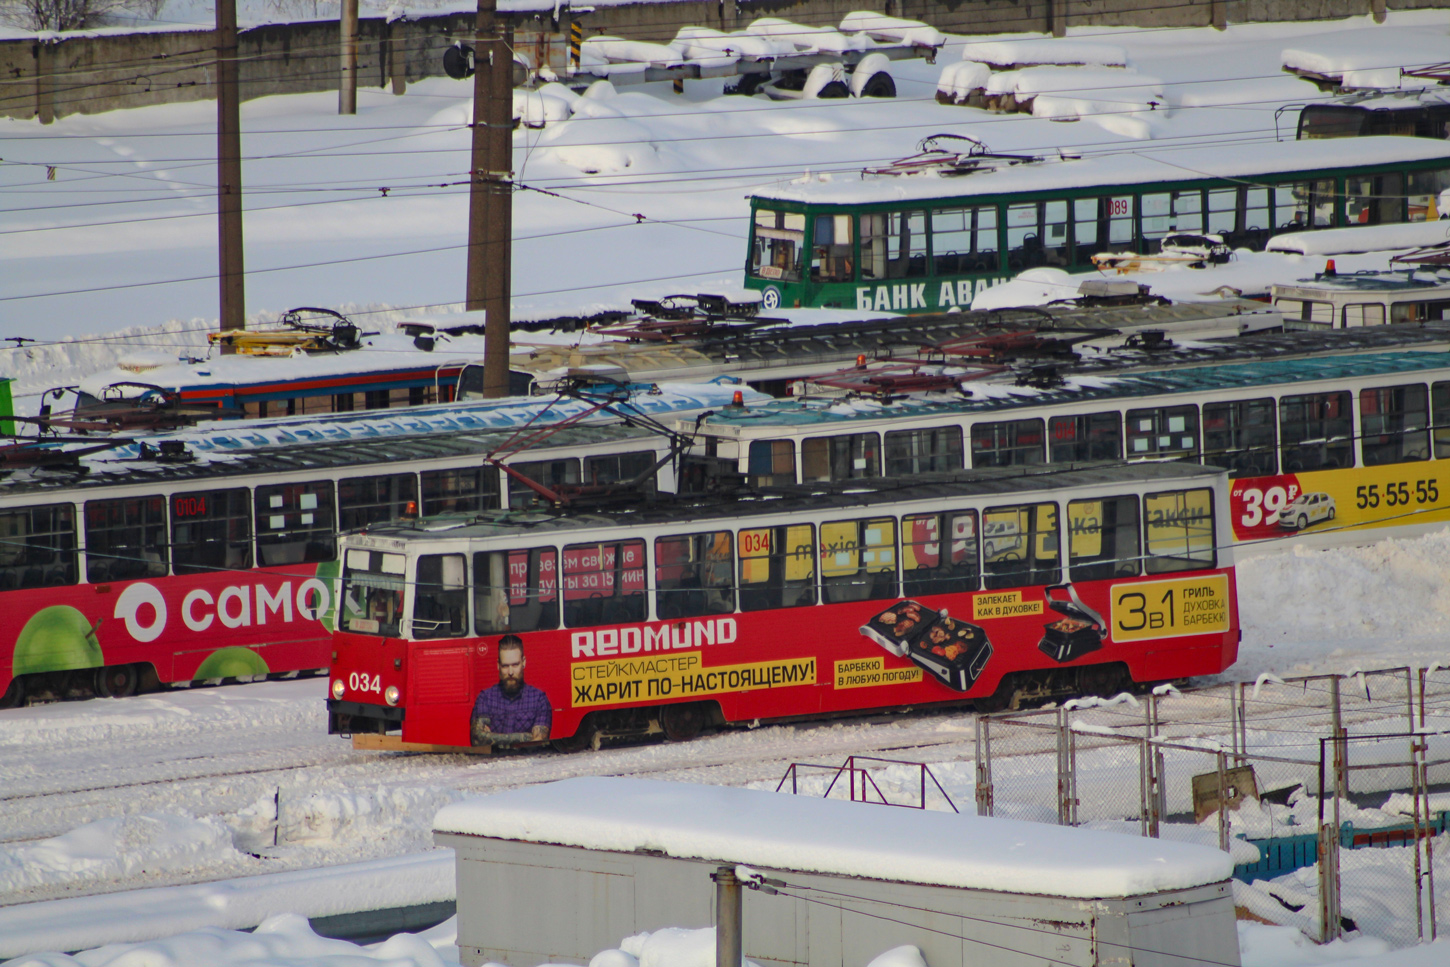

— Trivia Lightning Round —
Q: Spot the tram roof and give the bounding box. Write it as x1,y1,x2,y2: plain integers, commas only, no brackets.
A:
752,137,1450,208
348,462,1223,544
695,346,1450,432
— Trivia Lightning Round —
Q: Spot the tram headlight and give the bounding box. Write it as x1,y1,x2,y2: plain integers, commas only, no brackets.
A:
331,678,345,699
385,685,400,706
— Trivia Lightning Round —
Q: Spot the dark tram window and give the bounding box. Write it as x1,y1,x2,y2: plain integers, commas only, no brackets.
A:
1432,382,1450,459
421,467,499,516
1125,405,1199,461
255,481,335,566
1360,384,1430,467
413,553,467,639
802,433,880,482
475,548,558,634
982,502,1059,590
902,510,979,598
1049,413,1122,463
0,503,77,590
584,451,656,490
171,488,252,575
1202,399,1277,477
655,531,735,619
85,495,167,583
508,458,580,509
339,473,418,530
886,426,963,475
738,524,816,612
1280,391,1353,472
562,540,646,628
971,419,1044,468
819,517,898,604
748,440,796,487
1068,496,1140,583
930,206,998,276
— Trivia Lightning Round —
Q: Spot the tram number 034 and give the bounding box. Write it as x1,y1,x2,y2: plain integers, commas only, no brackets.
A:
348,672,381,693
1356,479,1439,509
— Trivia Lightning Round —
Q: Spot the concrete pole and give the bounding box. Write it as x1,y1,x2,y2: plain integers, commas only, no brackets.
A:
339,0,358,114
216,0,245,345
713,866,742,967
35,39,55,125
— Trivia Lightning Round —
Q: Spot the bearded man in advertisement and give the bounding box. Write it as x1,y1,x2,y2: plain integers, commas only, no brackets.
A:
471,634,551,746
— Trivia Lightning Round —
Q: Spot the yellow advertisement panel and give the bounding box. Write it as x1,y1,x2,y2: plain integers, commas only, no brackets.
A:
571,652,817,707
834,656,924,689
972,589,1045,621
1109,574,1231,642
1229,464,1450,543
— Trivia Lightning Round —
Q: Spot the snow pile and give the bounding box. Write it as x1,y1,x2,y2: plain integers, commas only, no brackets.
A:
839,12,945,50
1235,921,1450,967
743,17,869,56
1281,28,1450,89
1267,221,1450,256
0,812,241,895
954,39,1128,69
937,60,991,102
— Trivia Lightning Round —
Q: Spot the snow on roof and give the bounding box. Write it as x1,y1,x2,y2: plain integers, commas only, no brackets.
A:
953,39,1128,69
755,137,1450,207
1267,220,1450,256
433,777,1233,898
1281,27,1450,88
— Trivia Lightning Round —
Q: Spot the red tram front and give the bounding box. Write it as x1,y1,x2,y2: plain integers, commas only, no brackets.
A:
327,463,1240,749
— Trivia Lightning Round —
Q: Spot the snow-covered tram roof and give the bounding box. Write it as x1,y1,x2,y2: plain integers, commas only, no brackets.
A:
753,137,1450,208
434,777,1233,898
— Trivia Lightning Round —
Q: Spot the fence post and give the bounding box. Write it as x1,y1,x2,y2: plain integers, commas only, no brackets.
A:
1422,758,1437,941
975,716,994,817
1331,676,1348,803
1410,735,1426,941
1139,739,1161,838
1216,750,1230,853
712,866,742,967
1237,682,1249,766
1318,821,1343,943
1056,710,1073,825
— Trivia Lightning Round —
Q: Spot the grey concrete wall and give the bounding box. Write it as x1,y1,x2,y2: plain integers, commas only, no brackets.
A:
0,0,1437,122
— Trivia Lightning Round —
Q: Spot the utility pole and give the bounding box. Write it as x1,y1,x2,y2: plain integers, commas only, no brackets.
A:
466,0,514,397
339,0,358,114
712,866,742,967
216,0,245,347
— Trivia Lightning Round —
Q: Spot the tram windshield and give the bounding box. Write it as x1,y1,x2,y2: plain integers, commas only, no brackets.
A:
340,548,407,637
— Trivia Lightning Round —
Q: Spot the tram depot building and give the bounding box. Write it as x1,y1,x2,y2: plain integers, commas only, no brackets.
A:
434,777,1241,967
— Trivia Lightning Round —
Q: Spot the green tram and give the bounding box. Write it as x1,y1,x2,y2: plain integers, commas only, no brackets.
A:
744,137,1450,313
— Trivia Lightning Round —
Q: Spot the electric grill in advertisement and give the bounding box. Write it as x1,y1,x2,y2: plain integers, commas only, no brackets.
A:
859,599,993,692
1037,584,1106,663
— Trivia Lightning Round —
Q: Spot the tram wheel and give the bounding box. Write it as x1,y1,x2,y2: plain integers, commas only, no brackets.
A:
0,675,25,710
661,702,707,742
94,663,138,699
974,676,1019,714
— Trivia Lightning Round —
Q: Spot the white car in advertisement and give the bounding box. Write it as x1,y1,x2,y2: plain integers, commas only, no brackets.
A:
1276,492,1336,530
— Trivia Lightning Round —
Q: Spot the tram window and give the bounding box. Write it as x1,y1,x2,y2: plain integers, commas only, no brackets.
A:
749,209,804,282
748,440,796,487
561,540,646,628
1202,399,1277,477
0,503,77,590
340,548,405,637
1281,299,1334,327
820,518,897,604
1343,303,1386,327
1006,201,1068,271
1125,405,1199,460
338,473,419,530
1049,413,1122,462
1141,191,1203,251
982,502,1059,590
931,206,998,275
364,390,390,410
1279,391,1353,472
421,467,499,516
1144,489,1215,574
1390,300,1450,324
1068,496,1140,582
902,511,978,597
738,524,815,612
1242,188,1271,245
1360,384,1430,466
85,495,168,583
509,458,580,508
802,433,880,482
583,451,656,490
861,210,927,281
1275,181,1333,230
1071,198,1100,264
171,488,252,575
1346,172,1404,225
1407,169,1450,221
886,426,963,475
655,531,734,619
971,419,1044,468
474,548,558,634
1206,188,1237,235
1431,382,1450,459
412,554,467,639
811,214,855,283
255,482,335,566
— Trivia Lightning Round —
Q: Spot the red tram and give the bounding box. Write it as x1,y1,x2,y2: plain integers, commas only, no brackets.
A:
327,462,1240,749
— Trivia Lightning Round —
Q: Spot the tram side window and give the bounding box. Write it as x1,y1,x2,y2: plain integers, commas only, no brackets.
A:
412,554,467,639
820,518,897,604
1202,399,1277,477
421,467,499,516
562,540,646,628
1432,382,1450,459
802,433,880,482
1140,191,1204,251
749,209,804,282
902,511,978,597
886,426,964,475
1074,197,1132,266
860,210,927,281
1280,391,1353,471
1048,413,1122,463
0,504,76,590
1006,201,1068,271
1068,496,1140,583
1346,172,1404,226
1407,169,1450,221
931,206,998,276
255,482,335,566
1242,188,1271,247
1206,188,1237,235
1360,384,1430,466
738,524,815,612
655,531,734,619
85,496,168,582
1391,300,1450,324
171,488,252,575
340,548,405,637
338,473,419,530
1343,303,1386,327
474,548,558,634
982,502,1059,590
509,458,580,509
971,419,1044,468
1144,489,1215,574
748,440,797,487
1125,405,1199,460
811,214,855,283
1275,180,1334,231
584,451,656,490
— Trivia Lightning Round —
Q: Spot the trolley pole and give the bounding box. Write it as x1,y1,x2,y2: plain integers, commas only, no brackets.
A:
713,866,742,967
216,0,245,349
466,0,514,397
339,0,359,115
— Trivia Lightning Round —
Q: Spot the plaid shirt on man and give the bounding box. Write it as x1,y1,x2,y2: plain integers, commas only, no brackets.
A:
471,681,552,736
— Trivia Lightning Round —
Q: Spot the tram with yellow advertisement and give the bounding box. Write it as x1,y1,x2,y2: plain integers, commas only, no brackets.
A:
327,462,1238,749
